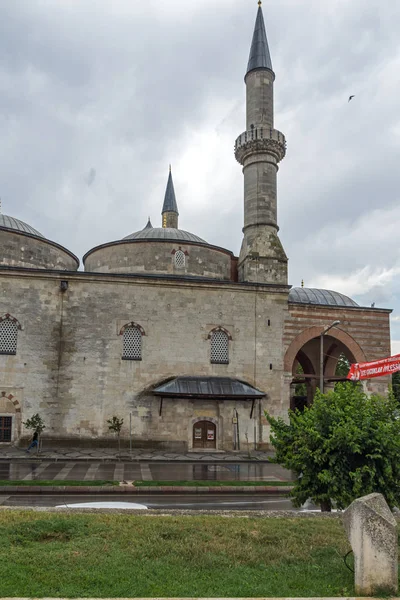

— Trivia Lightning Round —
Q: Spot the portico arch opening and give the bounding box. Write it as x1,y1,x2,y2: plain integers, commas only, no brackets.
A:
285,326,366,410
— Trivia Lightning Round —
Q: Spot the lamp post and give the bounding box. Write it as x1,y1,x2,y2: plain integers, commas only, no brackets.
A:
319,320,341,393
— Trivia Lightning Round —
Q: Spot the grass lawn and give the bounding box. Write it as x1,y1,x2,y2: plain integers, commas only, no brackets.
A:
0,511,359,597
0,480,118,487
134,479,294,487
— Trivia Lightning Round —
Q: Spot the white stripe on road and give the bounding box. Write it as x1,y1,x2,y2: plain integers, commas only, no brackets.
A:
22,461,51,480
140,464,153,481
53,463,77,480
113,464,125,481
84,463,101,481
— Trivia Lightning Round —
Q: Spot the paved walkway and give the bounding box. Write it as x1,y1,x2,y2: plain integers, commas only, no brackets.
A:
0,445,274,462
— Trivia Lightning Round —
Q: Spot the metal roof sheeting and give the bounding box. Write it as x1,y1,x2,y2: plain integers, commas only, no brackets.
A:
153,376,265,399
162,170,179,215
0,214,44,238
123,227,206,243
289,287,359,307
246,6,273,75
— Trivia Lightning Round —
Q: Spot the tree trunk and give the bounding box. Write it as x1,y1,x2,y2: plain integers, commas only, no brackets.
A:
320,500,332,512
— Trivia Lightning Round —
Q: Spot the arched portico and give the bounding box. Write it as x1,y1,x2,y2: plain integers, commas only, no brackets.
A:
284,326,367,409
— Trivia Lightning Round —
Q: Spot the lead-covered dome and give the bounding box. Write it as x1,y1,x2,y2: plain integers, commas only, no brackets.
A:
289,287,359,307
123,226,206,244
0,214,44,238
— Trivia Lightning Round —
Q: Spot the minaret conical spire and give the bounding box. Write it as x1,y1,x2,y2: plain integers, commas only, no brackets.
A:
246,3,273,76
162,167,179,228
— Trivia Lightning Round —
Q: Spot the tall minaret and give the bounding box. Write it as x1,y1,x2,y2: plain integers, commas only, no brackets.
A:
235,1,287,285
162,166,179,228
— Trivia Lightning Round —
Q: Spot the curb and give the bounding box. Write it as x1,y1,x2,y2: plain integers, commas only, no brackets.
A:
0,457,272,464
0,485,293,495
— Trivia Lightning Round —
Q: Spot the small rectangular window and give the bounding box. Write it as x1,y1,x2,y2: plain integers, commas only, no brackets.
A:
122,326,142,360
0,416,12,442
0,319,18,355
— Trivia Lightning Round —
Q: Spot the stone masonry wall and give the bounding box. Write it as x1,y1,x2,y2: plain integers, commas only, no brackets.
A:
0,230,79,271
0,269,289,449
84,241,233,280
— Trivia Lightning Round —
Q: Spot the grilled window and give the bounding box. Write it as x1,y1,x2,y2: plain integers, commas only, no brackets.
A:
0,319,18,355
174,250,186,269
122,326,142,360
210,330,229,364
0,416,12,442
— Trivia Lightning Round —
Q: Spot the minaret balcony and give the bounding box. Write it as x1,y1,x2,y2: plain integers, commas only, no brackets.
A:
234,127,286,165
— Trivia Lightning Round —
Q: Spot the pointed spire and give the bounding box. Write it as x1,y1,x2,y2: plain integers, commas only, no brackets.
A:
246,3,273,76
144,217,153,229
162,167,179,228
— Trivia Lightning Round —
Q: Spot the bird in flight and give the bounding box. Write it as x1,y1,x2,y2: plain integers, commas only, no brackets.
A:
348,95,355,102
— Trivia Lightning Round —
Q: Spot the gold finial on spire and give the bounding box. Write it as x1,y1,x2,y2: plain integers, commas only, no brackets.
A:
169,164,171,173
258,0,262,6
301,279,304,288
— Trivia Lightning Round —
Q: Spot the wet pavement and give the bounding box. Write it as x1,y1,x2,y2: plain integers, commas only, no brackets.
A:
0,492,300,511
0,460,292,482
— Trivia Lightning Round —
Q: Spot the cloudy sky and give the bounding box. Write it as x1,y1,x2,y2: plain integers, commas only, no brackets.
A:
2,0,400,350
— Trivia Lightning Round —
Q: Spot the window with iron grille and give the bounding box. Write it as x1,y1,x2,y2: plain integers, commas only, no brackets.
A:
122,326,142,360
0,416,12,442
0,319,18,355
174,250,186,269
210,330,229,364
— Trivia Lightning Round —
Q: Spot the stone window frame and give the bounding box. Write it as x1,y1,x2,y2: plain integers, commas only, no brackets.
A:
0,314,22,356
208,326,232,365
119,322,146,361
171,247,189,270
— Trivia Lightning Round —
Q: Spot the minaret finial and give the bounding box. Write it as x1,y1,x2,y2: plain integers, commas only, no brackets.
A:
301,279,304,288
258,0,262,6
169,164,171,173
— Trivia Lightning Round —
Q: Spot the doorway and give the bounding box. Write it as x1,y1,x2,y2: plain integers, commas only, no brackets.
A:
193,421,216,449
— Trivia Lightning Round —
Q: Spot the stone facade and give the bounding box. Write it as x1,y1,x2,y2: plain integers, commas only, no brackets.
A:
0,269,289,449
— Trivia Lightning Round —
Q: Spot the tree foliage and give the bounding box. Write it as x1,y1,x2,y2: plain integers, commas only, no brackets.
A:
266,383,400,511
392,371,400,404
107,416,124,454
23,413,45,436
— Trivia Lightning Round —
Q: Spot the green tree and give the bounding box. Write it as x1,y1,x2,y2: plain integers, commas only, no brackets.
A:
335,353,350,377
107,416,124,456
23,413,45,453
266,383,400,511
392,371,400,404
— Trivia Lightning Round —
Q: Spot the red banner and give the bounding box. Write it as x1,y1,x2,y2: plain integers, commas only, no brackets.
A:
347,354,400,381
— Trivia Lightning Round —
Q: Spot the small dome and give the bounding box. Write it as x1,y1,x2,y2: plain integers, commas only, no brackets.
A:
0,214,44,238
289,287,359,308
123,226,207,244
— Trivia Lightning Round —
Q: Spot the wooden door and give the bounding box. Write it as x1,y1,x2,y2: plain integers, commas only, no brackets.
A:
193,421,216,449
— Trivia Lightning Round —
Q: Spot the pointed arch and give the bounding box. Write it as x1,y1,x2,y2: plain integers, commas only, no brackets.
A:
284,326,366,373
207,326,233,341
0,314,22,330
119,322,146,336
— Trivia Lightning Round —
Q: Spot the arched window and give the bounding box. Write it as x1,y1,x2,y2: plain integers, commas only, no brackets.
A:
174,250,186,269
0,316,20,356
122,326,142,360
210,329,230,364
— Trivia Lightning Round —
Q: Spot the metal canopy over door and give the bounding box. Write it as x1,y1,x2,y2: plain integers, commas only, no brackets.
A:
193,421,216,449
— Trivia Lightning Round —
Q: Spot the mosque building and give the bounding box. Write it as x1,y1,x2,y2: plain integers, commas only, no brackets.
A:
0,4,391,449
